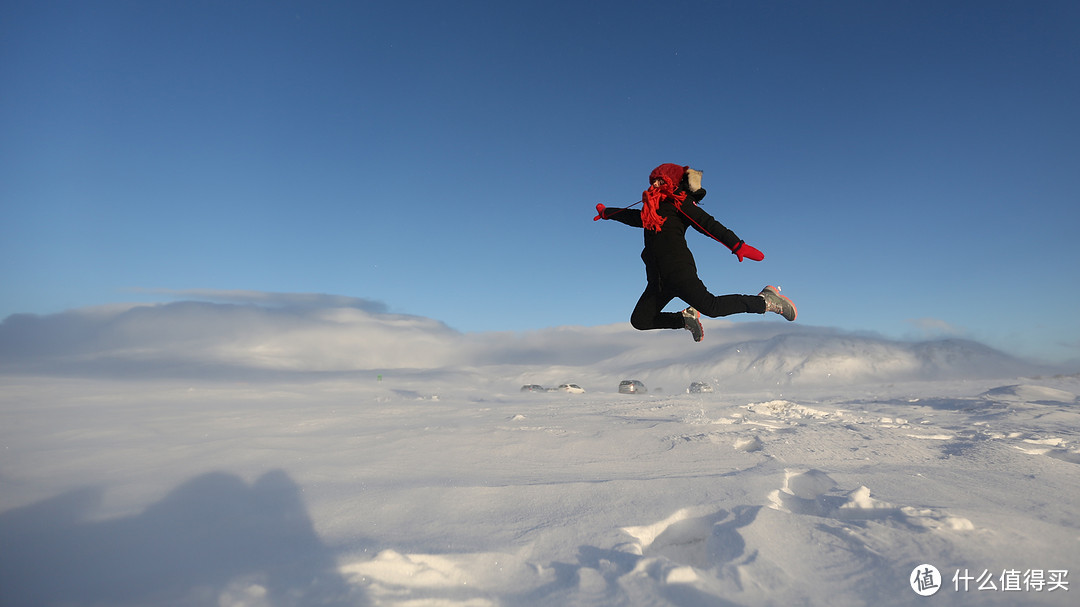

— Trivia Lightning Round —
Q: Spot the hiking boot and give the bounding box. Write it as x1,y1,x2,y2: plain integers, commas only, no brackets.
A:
759,285,797,321
682,307,704,342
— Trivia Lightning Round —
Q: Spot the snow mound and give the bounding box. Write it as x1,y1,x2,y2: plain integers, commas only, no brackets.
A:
981,384,1078,404
607,469,981,603
340,549,540,605
745,400,838,420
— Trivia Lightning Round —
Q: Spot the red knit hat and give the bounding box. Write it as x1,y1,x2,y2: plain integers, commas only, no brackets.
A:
641,163,688,231
649,163,687,189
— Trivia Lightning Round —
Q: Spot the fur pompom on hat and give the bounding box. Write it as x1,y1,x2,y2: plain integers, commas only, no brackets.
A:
685,168,703,192
641,163,689,232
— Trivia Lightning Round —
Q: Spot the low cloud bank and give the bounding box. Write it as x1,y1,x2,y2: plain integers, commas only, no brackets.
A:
0,291,1055,386
0,298,457,375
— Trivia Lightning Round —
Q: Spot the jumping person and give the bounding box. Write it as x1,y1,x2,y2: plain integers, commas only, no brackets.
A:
594,163,796,342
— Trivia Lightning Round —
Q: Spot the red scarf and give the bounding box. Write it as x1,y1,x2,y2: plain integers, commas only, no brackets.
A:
641,164,688,232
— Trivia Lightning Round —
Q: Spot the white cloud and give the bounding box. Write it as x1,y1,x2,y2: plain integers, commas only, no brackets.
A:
0,292,1053,385
129,288,391,313
0,298,458,374
904,317,967,338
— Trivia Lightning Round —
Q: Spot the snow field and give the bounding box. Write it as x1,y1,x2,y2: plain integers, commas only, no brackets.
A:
2,375,1078,606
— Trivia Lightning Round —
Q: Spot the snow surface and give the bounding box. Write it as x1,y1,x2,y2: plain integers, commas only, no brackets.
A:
1,298,1078,606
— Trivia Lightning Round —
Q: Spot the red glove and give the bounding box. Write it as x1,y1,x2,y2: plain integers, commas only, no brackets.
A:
731,240,764,262
593,203,608,221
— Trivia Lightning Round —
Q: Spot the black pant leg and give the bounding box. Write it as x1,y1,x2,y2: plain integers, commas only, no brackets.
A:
670,274,766,318
630,280,683,330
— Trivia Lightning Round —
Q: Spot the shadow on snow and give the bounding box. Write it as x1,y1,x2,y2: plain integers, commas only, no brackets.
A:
0,469,364,606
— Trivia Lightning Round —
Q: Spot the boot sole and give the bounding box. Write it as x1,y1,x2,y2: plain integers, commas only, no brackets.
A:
683,308,704,342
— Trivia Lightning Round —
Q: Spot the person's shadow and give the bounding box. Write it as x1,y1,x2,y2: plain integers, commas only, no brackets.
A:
0,469,363,606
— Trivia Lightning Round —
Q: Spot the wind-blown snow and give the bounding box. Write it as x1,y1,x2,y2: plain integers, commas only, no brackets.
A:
1,294,1077,606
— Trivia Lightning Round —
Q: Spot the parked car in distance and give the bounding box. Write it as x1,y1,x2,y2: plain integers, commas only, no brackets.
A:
619,380,647,394
688,382,714,393
520,384,545,393
555,384,585,394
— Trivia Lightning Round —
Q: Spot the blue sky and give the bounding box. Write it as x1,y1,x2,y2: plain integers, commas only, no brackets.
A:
2,0,1078,364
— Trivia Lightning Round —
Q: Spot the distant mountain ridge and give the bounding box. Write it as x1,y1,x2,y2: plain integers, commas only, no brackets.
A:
594,332,1043,391
0,297,1051,385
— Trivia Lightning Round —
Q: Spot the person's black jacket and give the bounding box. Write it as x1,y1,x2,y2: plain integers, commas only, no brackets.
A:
606,188,743,280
